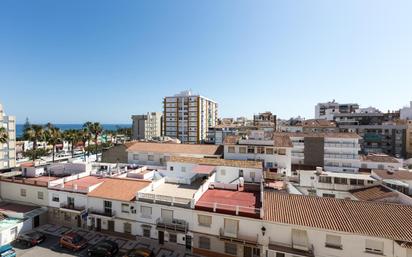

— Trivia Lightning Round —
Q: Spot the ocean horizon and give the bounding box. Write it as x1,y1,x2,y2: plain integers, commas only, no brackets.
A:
16,124,131,138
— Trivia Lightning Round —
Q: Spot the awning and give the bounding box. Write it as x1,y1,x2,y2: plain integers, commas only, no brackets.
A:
192,165,216,175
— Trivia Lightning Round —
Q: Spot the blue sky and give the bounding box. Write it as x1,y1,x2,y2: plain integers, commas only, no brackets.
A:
1,0,411,123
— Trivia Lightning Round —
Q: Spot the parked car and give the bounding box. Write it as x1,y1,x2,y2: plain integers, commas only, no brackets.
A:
16,231,46,247
123,248,154,257
0,244,16,257
59,232,88,251
87,240,119,257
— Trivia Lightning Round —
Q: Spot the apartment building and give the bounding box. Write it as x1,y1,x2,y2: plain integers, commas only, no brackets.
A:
253,112,276,130
131,112,163,140
163,90,218,144
127,141,223,166
401,101,412,120
281,132,362,172
315,101,359,120
0,103,16,170
302,119,338,133
371,169,412,196
223,130,292,176
407,120,412,158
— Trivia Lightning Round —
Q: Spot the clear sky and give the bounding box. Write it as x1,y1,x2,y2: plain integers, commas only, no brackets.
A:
1,0,411,124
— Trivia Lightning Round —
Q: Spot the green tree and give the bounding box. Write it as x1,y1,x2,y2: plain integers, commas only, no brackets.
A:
0,127,8,144
44,124,62,162
87,122,103,157
63,129,80,157
23,124,45,161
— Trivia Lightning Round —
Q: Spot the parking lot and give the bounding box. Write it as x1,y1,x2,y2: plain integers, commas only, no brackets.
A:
12,224,200,257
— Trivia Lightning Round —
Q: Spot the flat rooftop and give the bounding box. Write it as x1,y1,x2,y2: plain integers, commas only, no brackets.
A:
61,176,105,190
152,182,200,199
195,188,261,218
0,202,40,214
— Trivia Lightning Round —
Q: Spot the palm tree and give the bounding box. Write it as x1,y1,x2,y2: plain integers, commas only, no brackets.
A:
78,128,91,159
87,122,103,157
44,124,62,162
83,122,93,156
63,129,79,157
23,124,45,161
0,127,8,144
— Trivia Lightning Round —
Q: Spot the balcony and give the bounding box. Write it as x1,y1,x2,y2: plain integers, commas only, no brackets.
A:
156,218,188,233
59,203,86,214
89,208,116,218
219,228,259,245
268,242,314,257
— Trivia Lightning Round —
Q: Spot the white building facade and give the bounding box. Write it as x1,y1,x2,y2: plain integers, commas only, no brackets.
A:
0,103,16,170
131,112,163,140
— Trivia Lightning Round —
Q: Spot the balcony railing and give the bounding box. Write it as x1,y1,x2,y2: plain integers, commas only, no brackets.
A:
60,203,86,213
137,192,193,208
89,208,116,218
269,242,314,257
156,218,188,233
219,228,259,245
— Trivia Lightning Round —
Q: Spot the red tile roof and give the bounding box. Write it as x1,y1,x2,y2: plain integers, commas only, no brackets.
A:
362,154,400,163
61,176,106,190
0,202,40,213
126,142,223,156
264,192,412,242
169,156,263,169
88,178,150,202
373,170,412,180
350,185,399,201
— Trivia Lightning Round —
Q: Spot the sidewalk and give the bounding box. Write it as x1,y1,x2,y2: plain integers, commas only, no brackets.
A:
35,224,202,257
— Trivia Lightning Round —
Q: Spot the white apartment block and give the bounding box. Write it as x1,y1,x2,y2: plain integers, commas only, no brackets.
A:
283,132,362,173
401,101,412,120
163,90,218,144
0,103,16,170
131,112,163,140
315,101,359,120
223,131,292,176
1,158,412,257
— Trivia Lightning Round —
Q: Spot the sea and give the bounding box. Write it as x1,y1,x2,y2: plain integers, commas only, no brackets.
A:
16,124,131,138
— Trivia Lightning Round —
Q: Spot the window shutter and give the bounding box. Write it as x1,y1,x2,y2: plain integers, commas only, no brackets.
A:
292,229,308,250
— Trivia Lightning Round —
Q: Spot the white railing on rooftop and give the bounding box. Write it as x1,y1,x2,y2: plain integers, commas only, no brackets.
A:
196,200,262,217
137,192,193,207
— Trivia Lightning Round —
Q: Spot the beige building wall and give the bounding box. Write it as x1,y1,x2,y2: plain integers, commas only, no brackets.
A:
407,120,412,159
0,103,16,170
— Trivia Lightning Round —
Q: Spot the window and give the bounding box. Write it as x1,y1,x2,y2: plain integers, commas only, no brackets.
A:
161,209,173,222
20,189,26,197
148,155,154,161
141,206,152,218
350,179,364,186
198,215,212,227
322,193,335,198
239,147,246,154
275,253,285,257
143,228,151,238
239,169,244,177
64,212,71,222
319,176,332,184
170,166,174,171
266,148,274,155
199,236,210,249
104,201,112,215
133,154,139,160
228,146,235,153
37,191,44,200
247,146,255,154
124,223,132,234
224,219,238,236
121,203,129,213
378,164,384,169
181,166,186,172
256,147,265,154
334,177,348,185
52,194,59,202
278,148,286,155
365,240,384,254
325,234,342,249
292,229,308,250
225,243,237,255
307,189,317,196
169,233,177,243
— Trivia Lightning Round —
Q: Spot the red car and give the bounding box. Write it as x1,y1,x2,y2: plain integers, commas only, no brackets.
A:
59,232,88,251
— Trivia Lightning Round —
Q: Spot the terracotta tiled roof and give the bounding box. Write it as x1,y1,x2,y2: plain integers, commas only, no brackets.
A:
169,156,263,169
88,178,150,202
276,132,361,139
350,185,399,201
126,142,223,156
362,154,400,163
373,170,412,180
397,241,412,249
264,192,412,242
223,135,239,145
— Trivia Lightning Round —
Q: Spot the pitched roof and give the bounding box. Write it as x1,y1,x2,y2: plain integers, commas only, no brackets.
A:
373,170,412,180
362,154,400,163
264,192,412,242
126,142,223,156
302,119,337,128
272,134,293,148
169,156,263,169
88,178,150,202
350,185,399,201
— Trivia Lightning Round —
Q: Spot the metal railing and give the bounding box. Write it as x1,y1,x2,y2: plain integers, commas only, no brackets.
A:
156,218,188,232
